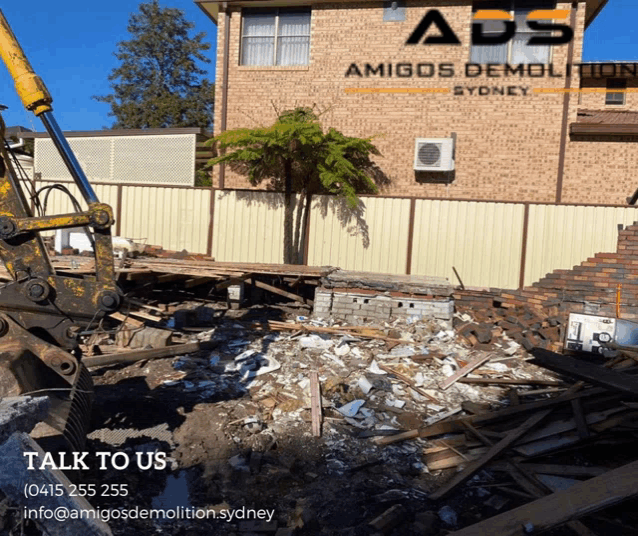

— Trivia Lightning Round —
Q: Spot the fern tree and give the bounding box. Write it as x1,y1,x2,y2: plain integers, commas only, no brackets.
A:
207,108,382,264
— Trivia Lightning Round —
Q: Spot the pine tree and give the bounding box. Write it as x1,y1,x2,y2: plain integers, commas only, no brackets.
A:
95,1,214,129
207,107,384,264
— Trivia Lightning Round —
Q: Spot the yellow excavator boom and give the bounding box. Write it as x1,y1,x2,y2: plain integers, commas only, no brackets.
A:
0,10,53,116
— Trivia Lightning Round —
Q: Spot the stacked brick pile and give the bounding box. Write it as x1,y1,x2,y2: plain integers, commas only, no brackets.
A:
455,305,564,352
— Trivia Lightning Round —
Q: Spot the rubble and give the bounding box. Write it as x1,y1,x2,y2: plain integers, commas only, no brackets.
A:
0,433,112,536
9,252,638,535
0,396,50,444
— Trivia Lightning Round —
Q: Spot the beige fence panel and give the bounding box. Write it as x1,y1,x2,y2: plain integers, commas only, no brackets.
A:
411,200,525,289
523,204,638,287
213,190,301,263
35,181,119,213
119,186,210,253
307,195,411,273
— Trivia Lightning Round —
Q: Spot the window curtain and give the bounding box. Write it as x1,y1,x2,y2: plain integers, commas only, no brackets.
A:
469,3,553,64
277,11,311,66
241,12,276,66
470,20,508,63
511,7,550,63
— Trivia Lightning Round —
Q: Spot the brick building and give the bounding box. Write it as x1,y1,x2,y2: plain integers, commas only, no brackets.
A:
196,0,638,204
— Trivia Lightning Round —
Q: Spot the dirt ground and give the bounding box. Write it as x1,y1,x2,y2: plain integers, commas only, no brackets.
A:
62,304,542,536
13,301,638,536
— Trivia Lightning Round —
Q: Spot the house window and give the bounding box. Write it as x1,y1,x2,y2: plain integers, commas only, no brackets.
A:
241,8,311,66
606,78,627,106
470,0,555,64
383,0,406,22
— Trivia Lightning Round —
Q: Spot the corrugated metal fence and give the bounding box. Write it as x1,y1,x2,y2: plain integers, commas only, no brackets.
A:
36,181,638,289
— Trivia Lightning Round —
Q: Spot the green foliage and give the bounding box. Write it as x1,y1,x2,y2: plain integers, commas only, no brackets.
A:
206,106,384,264
94,1,214,129
195,168,212,187
206,106,381,205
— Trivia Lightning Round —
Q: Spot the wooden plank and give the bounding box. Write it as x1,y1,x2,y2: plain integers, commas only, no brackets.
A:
214,274,252,291
109,312,144,328
184,277,216,288
418,388,595,439
253,279,312,305
128,310,163,322
156,273,188,283
488,461,607,478
571,397,590,439
531,348,638,396
429,408,554,500
514,408,623,446
375,429,419,446
458,378,564,386
439,353,494,390
378,364,438,403
424,436,477,454
423,406,463,427
248,321,406,345
447,460,638,536
126,299,164,313
425,448,487,471
83,340,218,368
514,434,582,457
464,422,553,498
310,371,322,438
460,424,597,536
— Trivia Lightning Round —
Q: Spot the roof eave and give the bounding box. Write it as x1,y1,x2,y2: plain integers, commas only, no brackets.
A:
585,0,609,29
195,0,220,24
21,128,206,139
570,123,638,136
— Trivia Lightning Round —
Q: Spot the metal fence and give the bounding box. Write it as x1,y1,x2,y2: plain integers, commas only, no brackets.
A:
35,181,638,289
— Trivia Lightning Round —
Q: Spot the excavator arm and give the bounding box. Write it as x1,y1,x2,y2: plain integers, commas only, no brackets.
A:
0,10,121,449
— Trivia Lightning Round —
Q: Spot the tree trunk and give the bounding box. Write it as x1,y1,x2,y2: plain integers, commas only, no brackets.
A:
298,191,312,264
293,190,305,264
283,159,294,264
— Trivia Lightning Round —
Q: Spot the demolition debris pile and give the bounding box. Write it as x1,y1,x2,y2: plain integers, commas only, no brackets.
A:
2,254,638,535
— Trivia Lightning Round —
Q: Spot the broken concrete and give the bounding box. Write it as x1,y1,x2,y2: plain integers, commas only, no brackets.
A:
0,396,50,443
0,432,112,536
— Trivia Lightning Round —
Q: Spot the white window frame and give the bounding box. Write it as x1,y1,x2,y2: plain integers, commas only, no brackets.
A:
606,78,627,106
240,7,311,66
470,1,555,65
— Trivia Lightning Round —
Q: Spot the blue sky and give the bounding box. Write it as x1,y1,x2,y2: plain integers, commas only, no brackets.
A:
1,1,217,131
0,0,635,131
583,0,638,61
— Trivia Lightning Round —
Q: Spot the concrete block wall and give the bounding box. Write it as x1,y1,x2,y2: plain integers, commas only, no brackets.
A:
314,288,453,324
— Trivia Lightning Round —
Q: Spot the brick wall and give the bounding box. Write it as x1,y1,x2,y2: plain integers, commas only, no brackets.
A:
493,222,638,321
213,1,594,202
578,76,638,111
562,133,638,204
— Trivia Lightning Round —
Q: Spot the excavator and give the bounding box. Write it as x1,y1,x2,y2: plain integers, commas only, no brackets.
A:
0,11,121,449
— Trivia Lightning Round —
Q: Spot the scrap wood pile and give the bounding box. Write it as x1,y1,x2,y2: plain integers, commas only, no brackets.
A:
0,255,332,304
371,334,638,535
70,286,638,534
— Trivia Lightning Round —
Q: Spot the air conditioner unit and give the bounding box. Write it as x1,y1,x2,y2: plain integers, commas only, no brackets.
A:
414,138,455,171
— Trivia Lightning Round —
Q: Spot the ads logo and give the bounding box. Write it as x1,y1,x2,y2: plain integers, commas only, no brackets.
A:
406,9,573,47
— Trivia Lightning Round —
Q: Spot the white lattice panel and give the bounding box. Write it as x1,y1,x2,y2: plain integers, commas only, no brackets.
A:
34,134,196,186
